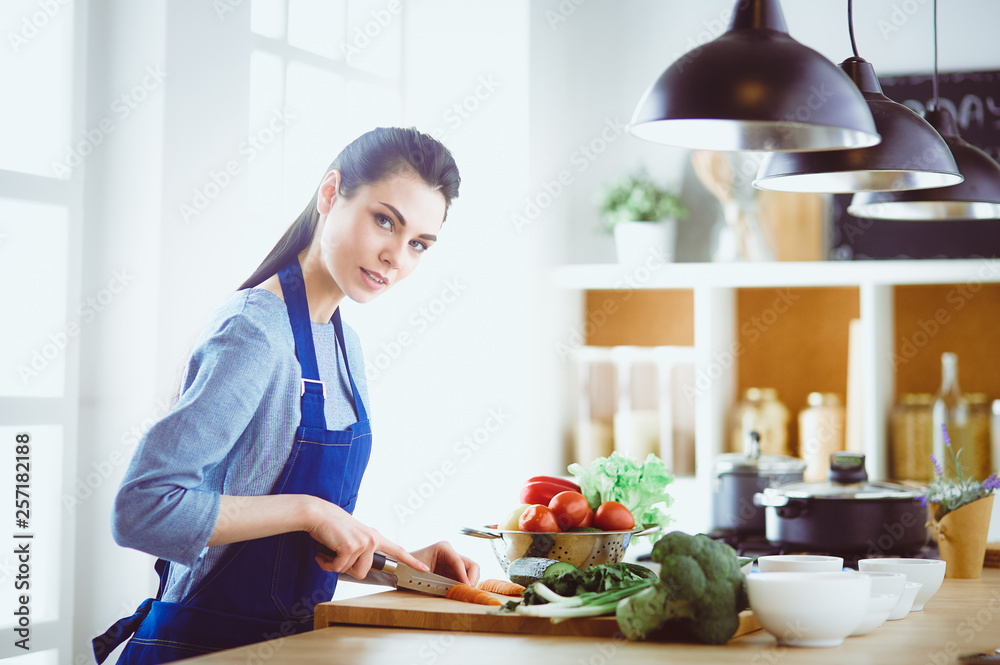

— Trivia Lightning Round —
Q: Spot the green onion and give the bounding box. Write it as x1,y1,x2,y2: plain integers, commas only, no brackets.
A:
509,579,656,621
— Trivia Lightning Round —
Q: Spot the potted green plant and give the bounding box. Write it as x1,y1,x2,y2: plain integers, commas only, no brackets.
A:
597,169,687,265
924,424,999,579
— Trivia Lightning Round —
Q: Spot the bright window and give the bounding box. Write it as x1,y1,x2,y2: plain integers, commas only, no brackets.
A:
0,1,80,655
0,200,69,398
0,649,60,665
0,1,74,178
288,0,346,60
248,0,403,219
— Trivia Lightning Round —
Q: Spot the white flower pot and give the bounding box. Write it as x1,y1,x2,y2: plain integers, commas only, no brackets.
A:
613,219,677,265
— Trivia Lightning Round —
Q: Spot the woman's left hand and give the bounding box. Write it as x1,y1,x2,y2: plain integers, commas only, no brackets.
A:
409,542,480,586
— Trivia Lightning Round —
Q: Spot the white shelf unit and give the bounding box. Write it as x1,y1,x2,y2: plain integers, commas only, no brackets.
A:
554,259,1000,535
571,344,697,466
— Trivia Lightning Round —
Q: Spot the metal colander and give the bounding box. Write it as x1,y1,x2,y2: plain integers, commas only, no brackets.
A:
461,525,659,572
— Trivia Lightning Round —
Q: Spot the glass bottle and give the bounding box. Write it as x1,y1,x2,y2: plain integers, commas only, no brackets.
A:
932,352,971,480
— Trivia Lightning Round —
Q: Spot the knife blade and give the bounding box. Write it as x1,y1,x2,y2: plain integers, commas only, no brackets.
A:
314,543,461,597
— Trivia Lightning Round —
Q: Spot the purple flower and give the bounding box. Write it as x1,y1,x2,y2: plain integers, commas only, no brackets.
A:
983,474,1000,492
930,454,943,478
941,423,952,448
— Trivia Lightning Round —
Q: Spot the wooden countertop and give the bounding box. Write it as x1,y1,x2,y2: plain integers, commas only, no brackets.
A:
180,569,1000,664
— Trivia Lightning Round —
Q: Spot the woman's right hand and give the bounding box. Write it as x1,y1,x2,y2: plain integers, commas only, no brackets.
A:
302,496,430,580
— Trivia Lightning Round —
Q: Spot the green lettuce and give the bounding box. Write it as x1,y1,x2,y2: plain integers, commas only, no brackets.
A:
567,452,674,531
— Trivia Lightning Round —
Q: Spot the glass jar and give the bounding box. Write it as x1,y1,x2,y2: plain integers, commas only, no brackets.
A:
798,392,846,482
966,393,992,481
729,387,790,456
891,393,935,482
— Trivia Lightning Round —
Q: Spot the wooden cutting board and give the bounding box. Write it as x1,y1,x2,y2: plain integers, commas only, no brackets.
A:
315,590,761,640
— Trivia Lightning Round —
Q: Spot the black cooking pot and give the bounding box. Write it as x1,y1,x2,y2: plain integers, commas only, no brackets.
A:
755,452,929,556
712,432,806,537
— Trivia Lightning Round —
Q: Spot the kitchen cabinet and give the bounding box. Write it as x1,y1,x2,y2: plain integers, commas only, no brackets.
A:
554,259,1000,536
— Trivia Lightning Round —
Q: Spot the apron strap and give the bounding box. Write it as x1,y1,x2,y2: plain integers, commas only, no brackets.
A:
278,260,366,428
332,309,366,422
278,261,327,430
93,559,170,663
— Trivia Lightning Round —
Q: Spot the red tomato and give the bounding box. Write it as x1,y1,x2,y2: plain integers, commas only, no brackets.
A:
518,504,561,532
578,508,594,528
548,491,591,530
593,501,635,531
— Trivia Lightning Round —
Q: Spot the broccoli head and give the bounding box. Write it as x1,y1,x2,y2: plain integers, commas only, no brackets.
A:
616,531,749,644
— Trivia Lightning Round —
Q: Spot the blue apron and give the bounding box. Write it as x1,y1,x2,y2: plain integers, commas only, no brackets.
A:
94,260,372,664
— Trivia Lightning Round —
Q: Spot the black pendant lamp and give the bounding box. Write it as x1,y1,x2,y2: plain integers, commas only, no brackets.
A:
629,0,879,152
753,0,963,193
849,109,1000,218
848,0,1000,219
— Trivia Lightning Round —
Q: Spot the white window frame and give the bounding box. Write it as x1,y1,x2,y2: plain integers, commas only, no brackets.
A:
0,1,86,661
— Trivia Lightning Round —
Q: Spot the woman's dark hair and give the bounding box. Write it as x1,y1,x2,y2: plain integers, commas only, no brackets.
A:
238,127,461,291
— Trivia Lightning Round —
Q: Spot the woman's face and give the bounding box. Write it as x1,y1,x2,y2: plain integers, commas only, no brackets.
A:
314,170,447,304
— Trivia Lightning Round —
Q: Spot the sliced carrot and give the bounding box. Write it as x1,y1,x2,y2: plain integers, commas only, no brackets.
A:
446,583,502,606
477,579,525,596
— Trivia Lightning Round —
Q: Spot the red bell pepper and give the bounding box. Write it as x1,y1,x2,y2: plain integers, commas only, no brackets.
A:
518,476,582,505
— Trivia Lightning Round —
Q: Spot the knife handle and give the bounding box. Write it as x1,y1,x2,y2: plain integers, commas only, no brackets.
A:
313,543,388,572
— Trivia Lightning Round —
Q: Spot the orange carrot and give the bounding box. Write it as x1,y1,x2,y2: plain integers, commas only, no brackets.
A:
446,583,502,606
477,579,525,596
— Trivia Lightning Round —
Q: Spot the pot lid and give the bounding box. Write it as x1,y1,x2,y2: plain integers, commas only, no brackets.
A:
714,452,806,475
714,431,806,475
759,479,923,500
759,452,922,500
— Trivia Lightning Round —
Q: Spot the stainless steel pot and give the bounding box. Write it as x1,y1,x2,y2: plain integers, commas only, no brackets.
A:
755,452,929,556
712,431,806,537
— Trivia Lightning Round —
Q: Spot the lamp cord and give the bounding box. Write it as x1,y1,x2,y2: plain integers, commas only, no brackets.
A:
932,0,939,110
848,0,859,57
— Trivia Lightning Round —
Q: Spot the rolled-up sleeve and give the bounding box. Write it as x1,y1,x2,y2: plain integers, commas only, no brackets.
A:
112,313,279,566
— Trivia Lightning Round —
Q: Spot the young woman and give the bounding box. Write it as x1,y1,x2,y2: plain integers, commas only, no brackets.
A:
95,127,477,664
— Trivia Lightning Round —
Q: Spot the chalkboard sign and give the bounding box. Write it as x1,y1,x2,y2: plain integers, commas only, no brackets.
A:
831,69,1000,261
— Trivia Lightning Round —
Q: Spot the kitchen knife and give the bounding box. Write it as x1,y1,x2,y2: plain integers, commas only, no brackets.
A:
314,543,460,597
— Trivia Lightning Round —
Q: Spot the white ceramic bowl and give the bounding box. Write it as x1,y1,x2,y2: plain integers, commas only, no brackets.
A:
758,555,844,573
860,571,907,601
887,581,923,620
858,559,946,611
746,571,872,647
849,593,898,636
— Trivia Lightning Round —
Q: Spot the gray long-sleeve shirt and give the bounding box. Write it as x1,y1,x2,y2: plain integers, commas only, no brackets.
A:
112,288,369,603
